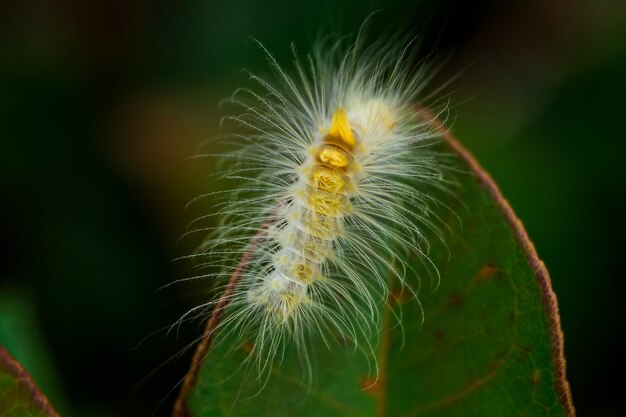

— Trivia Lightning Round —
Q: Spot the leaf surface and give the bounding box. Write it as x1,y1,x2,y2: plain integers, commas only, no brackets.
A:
173,124,575,417
0,346,60,417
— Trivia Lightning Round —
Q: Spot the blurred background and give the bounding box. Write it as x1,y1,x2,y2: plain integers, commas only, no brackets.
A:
0,0,624,416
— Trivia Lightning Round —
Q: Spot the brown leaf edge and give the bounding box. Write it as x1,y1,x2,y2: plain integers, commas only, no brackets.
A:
0,345,61,417
172,226,270,417
422,108,576,416
171,111,576,417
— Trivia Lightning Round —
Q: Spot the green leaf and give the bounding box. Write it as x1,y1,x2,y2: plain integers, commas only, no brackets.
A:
172,128,574,417
0,346,60,417
0,289,67,415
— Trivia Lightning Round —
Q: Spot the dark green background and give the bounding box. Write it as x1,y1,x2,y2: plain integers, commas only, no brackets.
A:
0,1,623,416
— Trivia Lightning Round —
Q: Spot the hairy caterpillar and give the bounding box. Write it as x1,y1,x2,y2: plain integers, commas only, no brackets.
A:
183,30,452,385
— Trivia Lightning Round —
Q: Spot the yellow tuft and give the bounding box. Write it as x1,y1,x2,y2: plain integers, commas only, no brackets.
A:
318,146,349,168
309,214,341,240
308,191,342,216
311,166,344,193
328,109,355,147
275,291,307,320
292,263,315,284
299,239,331,261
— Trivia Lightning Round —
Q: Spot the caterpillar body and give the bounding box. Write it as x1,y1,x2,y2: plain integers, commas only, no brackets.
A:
189,34,450,381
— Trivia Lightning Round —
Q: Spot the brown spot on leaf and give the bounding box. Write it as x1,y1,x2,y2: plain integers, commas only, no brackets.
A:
532,369,541,385
509,311,517,323
473,262,497,284
516,347,531,363
389,287,409,304
435,329,445,341
241,341,254,353
448,292,464,307
361,376,379,393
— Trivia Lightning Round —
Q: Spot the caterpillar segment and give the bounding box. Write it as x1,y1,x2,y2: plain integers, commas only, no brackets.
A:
248,109,358,321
